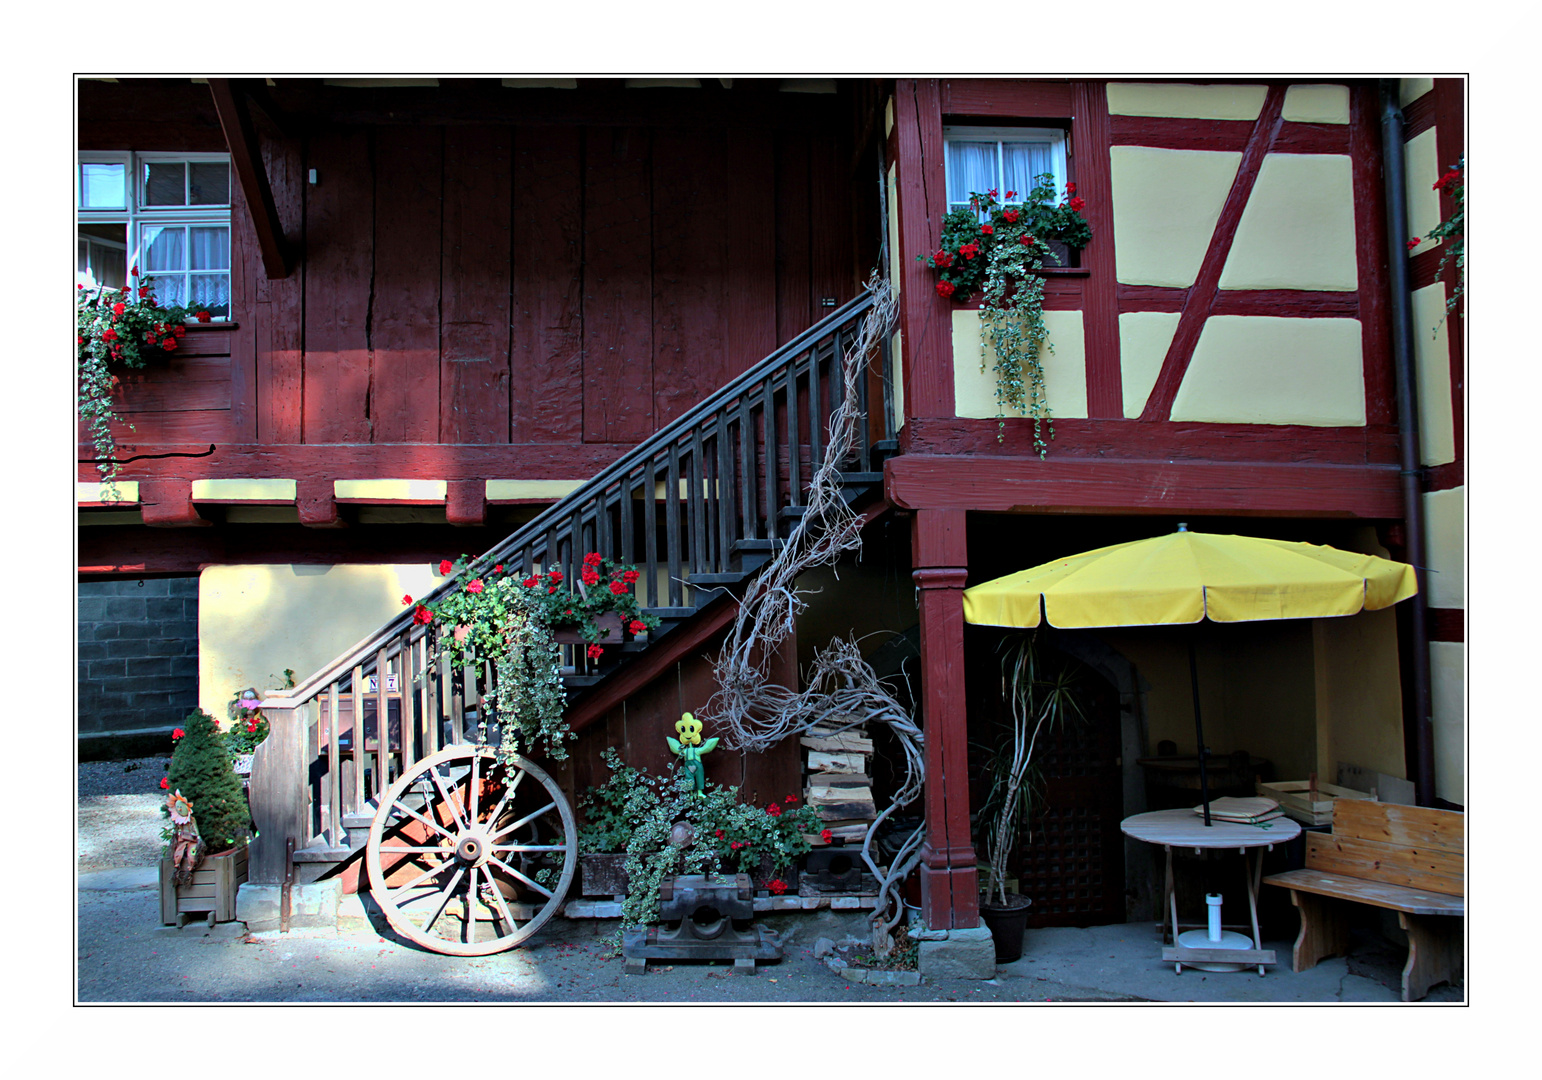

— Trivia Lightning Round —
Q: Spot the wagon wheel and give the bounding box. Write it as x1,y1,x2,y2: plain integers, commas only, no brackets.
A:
366,744,576,956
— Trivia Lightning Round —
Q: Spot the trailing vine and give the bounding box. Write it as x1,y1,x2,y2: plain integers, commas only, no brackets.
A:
1415,157,1464,329
918,176,1092,454
489,579,571,763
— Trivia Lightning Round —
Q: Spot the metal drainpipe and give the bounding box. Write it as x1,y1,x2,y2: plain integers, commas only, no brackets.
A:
1377,80,1437,806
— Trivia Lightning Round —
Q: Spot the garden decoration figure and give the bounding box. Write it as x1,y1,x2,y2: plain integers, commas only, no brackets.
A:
167,789,204,886
667,712,719,795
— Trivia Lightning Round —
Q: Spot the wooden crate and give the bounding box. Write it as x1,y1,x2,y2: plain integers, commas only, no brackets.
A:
160,844,249,925
1257,780,1376,826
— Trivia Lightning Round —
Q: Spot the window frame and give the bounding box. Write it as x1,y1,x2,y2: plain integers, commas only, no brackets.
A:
942,125,1069,214
76,150,233,321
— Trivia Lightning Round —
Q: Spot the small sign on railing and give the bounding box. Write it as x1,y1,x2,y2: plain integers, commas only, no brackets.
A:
363,673,399,694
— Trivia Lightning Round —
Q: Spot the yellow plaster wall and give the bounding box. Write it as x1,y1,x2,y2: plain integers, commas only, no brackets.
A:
189,478,297,501
1106,83,1266,120
1412,283,1456,466
1118,312,1180,418
1110,147,1241,287
78,481,139,503
890,330,905,423
1405,127,1443,256
1102,624,1316,780
1219,154,1358,292
1171,316,1365,426
1282,84,1350,124
951,309,1086,419
1313,608,1406,781
197,563,448,718
1423,486,1465,610
1430,641,1465,803
485,480,585,501
334,479,447,501
1400,79,1434,107
887,162,902,298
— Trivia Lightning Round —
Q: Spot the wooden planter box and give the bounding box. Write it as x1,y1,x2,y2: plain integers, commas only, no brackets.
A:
160,844,249,926
553,613,623,646
1257,779,1376,826
580,852,631,898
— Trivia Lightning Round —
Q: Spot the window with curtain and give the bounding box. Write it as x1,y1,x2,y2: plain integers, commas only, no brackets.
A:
76,152,232,320
943,126,1068,214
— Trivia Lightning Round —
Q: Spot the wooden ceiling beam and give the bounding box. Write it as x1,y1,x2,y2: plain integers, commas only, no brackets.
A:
209,78,293,280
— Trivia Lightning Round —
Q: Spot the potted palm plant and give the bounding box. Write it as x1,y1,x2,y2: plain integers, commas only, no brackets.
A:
975,634,1088,962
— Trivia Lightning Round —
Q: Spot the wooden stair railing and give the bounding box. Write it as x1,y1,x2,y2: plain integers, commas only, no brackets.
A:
248,292,897,884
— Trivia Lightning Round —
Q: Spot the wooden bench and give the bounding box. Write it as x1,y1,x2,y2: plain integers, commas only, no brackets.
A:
1263,798,1463,1001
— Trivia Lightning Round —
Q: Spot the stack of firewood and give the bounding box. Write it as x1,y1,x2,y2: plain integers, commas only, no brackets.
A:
801,715,877,846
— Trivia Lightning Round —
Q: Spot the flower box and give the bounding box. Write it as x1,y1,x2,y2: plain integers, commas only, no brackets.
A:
580,852,631,898
552,612,623,645
159,843,248,926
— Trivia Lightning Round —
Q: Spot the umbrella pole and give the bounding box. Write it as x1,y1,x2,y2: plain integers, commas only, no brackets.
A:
1189,634,1212,826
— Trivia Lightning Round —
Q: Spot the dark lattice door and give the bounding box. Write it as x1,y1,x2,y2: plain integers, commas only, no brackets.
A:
1015,678,1125,927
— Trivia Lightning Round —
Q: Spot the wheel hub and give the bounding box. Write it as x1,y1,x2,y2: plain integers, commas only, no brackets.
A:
456,831,491,867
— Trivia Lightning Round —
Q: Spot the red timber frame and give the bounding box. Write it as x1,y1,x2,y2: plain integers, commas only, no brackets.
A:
885,78,1406,929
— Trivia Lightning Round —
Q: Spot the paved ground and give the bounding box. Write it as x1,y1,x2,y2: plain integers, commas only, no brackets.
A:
76,765,1463,1004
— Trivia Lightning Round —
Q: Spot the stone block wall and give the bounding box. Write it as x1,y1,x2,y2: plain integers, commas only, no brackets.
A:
78,577,200,748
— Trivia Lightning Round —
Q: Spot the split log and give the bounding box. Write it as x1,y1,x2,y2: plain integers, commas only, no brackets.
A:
806,750,870,774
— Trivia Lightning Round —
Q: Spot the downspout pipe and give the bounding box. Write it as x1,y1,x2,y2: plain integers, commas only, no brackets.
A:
1377,80,1437,807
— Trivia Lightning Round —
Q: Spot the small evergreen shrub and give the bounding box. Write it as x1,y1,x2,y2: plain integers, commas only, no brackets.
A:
167,708,250,854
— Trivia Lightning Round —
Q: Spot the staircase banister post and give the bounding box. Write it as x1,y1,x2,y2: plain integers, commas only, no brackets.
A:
248,699,311,883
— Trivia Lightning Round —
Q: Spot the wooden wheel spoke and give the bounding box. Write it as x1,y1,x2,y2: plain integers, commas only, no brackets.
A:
388,857,458,898
490,801,557,841
488,855,555,899
420,867,466,934
468,754,481,822
489,844,566,854
388,799,460,843
428,765,471,830
464,867,480,945
483,768,525,828
379,845,453,855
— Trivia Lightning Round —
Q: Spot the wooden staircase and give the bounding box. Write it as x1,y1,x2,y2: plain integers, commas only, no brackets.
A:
248,292,898,885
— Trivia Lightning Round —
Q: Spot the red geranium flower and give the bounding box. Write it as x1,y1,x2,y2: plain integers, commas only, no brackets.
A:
584,552,602,566
1065,182,1077,195
586,644,604,659
1003,209,1019,223
608,580,627,595
980,224,994,235
401,594,412,606
766,803,782,817
959,242,980,260
581,567,600,586
172,728,185,741
1020,234,1037,247
523,576,540,588
438,560,454,575
548,586,558,594
768,879,787,895
493,564,503,574
465,578,484,594
784,795,798,804
1069,196,1086,212
101,328,118,342
820,828,833,842
247,721,258,733
1005,190,1017,200
548,569,564,584
131,264,139,276
629,619,647,634
1407,237,1421,251
936,280,955,299
987,188,998,197
715,829,725,838
160,778,170,790
195,311,211,323
622,569,640,583
413,605,434,625
112,302,125,316
162,340,177,351
933,248,954,268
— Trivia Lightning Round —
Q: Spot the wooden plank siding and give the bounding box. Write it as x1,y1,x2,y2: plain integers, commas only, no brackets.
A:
83,118,865,482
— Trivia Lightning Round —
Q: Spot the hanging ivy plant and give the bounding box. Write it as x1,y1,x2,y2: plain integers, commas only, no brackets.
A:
918,175,1092,455
77,271,208,487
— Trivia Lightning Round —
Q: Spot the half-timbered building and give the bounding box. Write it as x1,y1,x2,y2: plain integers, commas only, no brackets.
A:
76,77,1465,936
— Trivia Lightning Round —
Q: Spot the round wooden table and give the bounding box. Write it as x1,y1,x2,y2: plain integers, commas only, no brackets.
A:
1121,809,1301,974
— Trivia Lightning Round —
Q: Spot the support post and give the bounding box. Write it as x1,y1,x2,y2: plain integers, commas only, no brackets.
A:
248,699,309,884
912,509,978,929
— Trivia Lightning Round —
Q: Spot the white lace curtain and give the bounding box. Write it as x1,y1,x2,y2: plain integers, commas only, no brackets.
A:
946,140,1056,211
139,224,231,311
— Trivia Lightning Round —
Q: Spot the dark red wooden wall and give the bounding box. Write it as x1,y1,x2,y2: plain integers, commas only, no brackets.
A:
101,120,861,457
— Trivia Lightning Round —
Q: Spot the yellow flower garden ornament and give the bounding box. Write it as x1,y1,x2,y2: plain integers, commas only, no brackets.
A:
667,712,719,795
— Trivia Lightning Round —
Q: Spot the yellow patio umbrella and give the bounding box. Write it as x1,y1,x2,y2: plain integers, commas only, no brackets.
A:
963,525,1418,823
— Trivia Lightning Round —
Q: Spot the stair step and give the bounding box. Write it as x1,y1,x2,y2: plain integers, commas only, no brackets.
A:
643,607,702,620
837,471,885,485
292,844,355,864
688,572,749,587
